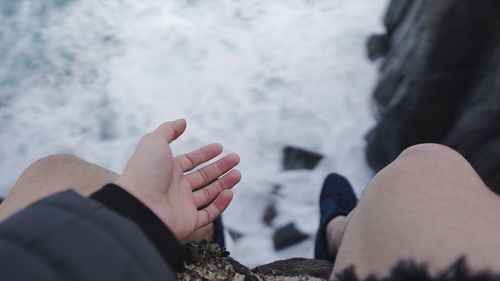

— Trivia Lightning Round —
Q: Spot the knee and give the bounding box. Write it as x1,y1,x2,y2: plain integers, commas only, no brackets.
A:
370,144,479,193
396,143,465,164
393,143,474,176
32,154,82,168
396,144,478,177
22,154,83,178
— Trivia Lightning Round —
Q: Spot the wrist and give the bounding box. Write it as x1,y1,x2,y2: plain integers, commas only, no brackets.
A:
113,178,177,237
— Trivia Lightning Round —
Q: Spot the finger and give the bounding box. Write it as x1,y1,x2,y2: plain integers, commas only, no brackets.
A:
175,143,223,172
197,189,233,229
187,153,240,190
193,169,241,208
154,119,187,143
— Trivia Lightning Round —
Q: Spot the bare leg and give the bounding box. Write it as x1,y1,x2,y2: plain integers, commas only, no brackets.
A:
328,144,500,279
325,215,350,257
0,154,216,241
0,154,119,221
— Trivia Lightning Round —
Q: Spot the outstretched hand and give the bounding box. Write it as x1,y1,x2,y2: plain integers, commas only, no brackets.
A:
115,119,241,241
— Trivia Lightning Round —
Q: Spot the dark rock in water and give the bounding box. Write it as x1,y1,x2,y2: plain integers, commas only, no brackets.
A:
271,185,283,196
0,197,3,204
227,228,244,242
365,0,500,193
253,258,333,280
273,222,309,251
366,34,389,61
263,202,278,226
283,146,324,171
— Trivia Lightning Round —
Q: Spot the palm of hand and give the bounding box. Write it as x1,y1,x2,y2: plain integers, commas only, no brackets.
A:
116,120,241,241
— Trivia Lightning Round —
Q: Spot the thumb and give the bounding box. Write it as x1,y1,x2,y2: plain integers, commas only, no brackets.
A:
154,119,187,143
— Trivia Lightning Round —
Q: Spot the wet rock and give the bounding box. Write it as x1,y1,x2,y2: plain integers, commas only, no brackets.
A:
366,0,500,193
442,36,500,193
273,223,309,251
366,34,389,61
228,228,244,242
178,241,238,281
262,202,278,226
253,258,333,280
467,137,500,194
283,146,323,171
383,0,415,34
271,185,283,196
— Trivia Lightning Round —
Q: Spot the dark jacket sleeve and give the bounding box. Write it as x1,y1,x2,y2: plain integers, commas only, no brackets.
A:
90,183,190,270
0,190,180,281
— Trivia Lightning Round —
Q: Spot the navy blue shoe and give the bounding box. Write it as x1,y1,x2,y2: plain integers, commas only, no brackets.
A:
213,216,225,248
314,173,357,262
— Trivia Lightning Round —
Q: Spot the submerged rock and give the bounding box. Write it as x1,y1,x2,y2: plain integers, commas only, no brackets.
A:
262,202,278,226
271,185,283,197
227,228,244,242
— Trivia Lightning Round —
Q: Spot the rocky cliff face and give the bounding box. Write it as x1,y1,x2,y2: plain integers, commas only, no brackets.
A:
366,0,500,193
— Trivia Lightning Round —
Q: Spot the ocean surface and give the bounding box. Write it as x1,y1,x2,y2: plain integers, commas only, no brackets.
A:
0,0,387,266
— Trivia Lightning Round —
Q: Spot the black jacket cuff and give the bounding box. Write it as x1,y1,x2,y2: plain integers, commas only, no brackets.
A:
90,183,190,271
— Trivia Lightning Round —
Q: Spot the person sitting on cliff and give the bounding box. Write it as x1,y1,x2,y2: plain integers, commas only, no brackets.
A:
0,119,499,281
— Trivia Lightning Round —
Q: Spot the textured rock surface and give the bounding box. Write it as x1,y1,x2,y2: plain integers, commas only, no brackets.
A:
443,34,500,192
253,258,333,280
177,241,327,281
366,0,500,193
